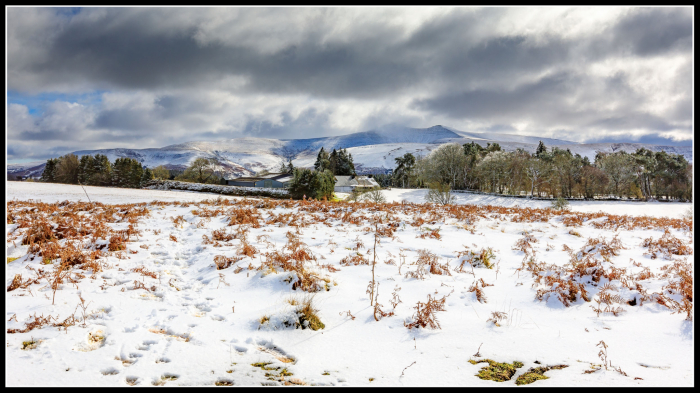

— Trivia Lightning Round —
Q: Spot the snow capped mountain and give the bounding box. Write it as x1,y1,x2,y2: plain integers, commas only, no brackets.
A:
10,126,692,180
7,161,46,179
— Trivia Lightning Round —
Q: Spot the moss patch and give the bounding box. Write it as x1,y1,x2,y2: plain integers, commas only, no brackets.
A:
298,309,325,330
22,339,39,350
252,362,276,371
515,365,568,385
470,359,524,382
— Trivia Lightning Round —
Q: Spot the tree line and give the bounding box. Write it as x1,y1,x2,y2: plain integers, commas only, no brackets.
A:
380,141,692,201
40,155,233,188
41,154,153,188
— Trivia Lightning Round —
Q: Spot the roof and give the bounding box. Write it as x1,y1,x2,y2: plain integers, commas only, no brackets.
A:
334,175,379,188
275,175,293,183
229,174,292,183
229,177,264,182
258,172,291,180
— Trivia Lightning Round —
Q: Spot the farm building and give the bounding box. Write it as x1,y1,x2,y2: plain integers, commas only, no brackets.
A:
226,173,292,188
334,175,380,193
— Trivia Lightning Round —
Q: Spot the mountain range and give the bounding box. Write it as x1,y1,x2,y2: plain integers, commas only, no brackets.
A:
7,125,693,180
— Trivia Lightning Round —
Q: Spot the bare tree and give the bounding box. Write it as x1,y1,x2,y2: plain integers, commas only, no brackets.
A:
179,158,219,184
55,154,80,184
597,152,635,197
525,157,548,197
425,182,454,205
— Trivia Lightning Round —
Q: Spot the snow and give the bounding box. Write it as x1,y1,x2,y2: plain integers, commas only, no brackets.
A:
6,182,244,204
381,189,692,219
6,182,694,386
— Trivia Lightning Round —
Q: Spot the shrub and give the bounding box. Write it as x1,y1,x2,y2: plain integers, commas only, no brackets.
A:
404,293,450,329
288,168,335,200
425,182,454,205
551,197,570,211
360,188,386,204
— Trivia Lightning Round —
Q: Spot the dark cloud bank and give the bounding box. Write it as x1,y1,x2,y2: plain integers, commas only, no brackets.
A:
6,7,693,161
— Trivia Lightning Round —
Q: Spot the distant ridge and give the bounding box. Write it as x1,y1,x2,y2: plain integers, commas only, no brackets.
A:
9,125,692,179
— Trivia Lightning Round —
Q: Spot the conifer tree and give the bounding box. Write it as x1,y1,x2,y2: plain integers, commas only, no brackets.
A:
141,167,154,186
535,141,547,158
314,147,330,172
92,154,112,186
41,158,59,182
288,168,336,200
328,149,339,174
78,155,96,185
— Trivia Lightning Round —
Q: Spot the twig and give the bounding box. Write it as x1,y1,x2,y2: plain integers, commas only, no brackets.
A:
400,361,417,378
473,343,483,357
78,179,92,204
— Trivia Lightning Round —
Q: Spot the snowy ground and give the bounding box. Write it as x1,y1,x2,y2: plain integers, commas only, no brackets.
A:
5,182,694,386
6,182,243,205
10,182,691,219
381,188,692,219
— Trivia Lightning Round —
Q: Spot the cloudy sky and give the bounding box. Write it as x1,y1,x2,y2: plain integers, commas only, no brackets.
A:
6,6,693,163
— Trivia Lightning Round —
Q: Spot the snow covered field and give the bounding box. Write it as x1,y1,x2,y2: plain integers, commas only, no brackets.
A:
8,182,692,219
381,189,692,219
6,182,694,386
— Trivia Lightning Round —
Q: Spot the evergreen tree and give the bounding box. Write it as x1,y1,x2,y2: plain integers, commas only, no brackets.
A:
463,141,485,157
314,147,330,172
328,149,339,174
78,155,96,185
288,168,336,200
278,159,294,174
129,159,144,187
288,168,316,199
92,154,112,186
112,158,130,188
486,142,502,153
535,141,547,158
41,158,59,182
112,157,144,188
310,169,336,200
335,149,355,176
393,152,416,188
140,167,154,186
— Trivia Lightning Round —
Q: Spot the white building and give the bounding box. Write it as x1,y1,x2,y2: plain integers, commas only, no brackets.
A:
334,175,380,193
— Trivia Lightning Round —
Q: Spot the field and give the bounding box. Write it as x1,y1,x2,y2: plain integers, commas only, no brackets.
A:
6,182,694,386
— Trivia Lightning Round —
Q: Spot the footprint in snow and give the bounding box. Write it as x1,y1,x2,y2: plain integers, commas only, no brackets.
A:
101,367,120,376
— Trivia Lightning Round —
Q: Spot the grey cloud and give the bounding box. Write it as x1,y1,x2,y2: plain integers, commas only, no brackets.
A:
242,107,334,139
6,7,693,159
579,133,692,147
413,71,578,120
611,8,692,57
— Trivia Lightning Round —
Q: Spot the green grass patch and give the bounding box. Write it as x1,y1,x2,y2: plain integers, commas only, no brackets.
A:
469,359,524,382
515,365,568,385
252,362,277,371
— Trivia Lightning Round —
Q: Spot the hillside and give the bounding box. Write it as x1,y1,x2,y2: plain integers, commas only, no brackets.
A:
9,125,692,179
